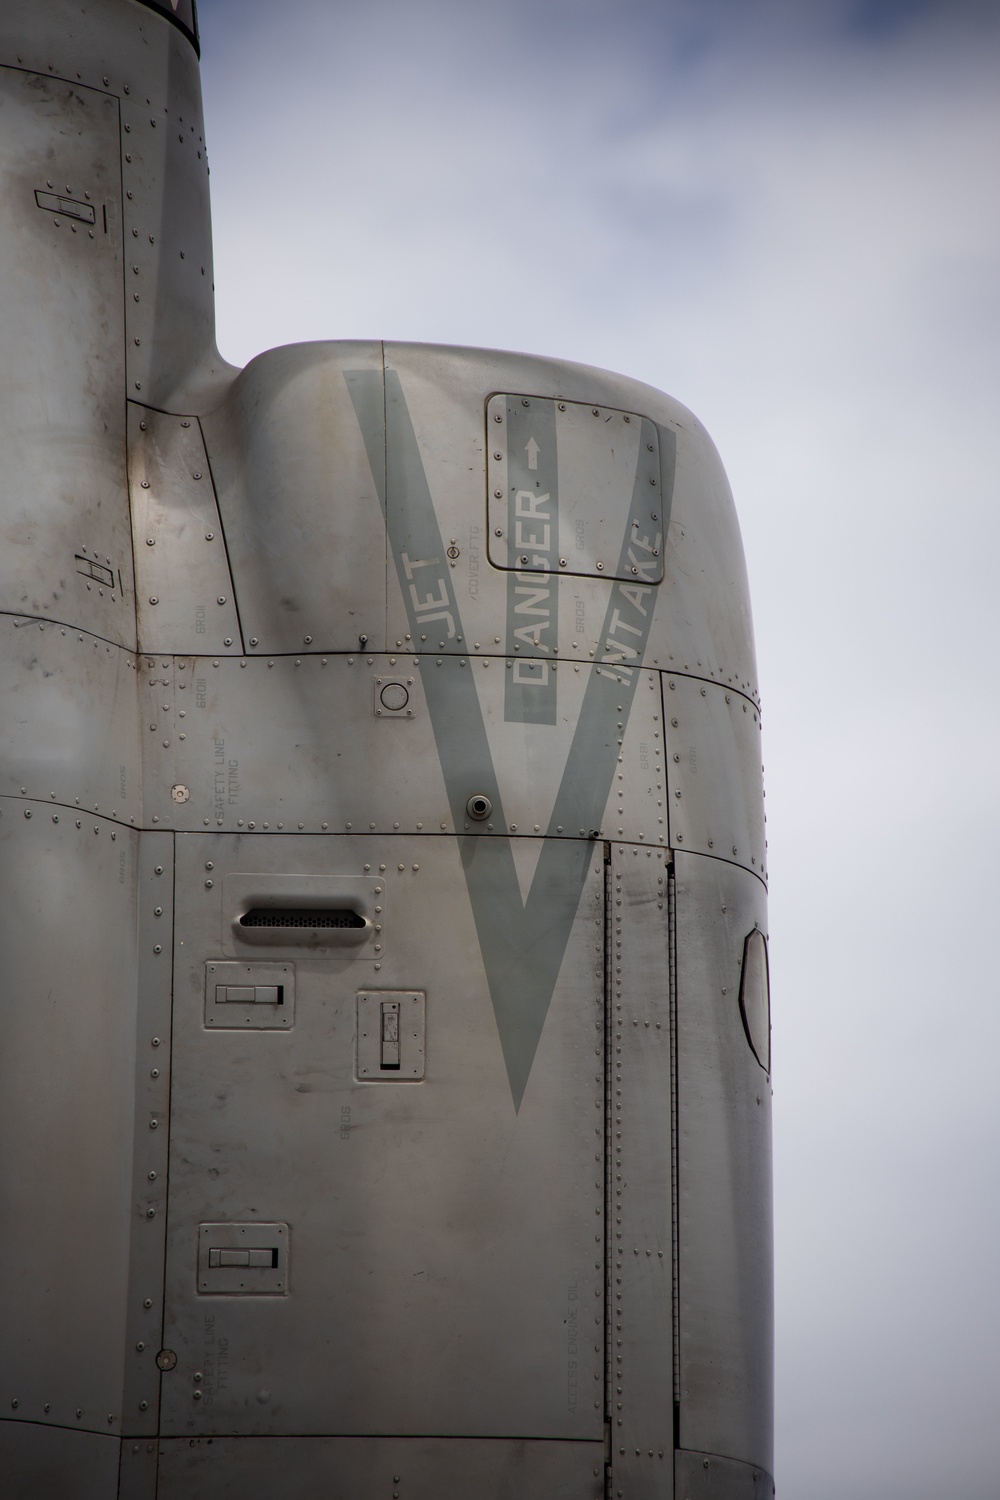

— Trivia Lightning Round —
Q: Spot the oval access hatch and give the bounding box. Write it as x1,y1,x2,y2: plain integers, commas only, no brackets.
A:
738,927,771,1074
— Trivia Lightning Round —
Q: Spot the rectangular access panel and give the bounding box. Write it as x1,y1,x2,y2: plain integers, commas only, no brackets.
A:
162,833,607,1440
0,67,132,645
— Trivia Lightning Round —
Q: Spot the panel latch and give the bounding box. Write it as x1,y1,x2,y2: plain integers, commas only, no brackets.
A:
380,1000,401,1069
198,1223,288,1294
357,991,425,1080
205,962,295,1030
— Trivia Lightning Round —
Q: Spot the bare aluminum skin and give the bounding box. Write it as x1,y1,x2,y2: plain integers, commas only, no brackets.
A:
0,2,773,1496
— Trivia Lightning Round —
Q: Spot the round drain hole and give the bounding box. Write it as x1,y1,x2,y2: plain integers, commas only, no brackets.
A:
467,794,492,821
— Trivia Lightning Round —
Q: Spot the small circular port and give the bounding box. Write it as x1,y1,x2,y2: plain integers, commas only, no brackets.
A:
380,682,409,712
466,794,492,821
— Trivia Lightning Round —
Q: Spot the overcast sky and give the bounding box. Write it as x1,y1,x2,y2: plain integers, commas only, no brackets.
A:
195,1,1000,1493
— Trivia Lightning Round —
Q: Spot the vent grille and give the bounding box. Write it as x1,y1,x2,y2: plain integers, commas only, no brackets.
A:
239,908,365,930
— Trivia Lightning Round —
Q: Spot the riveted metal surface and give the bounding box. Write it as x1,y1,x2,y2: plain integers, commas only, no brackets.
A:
0,0,231,413
135,654,181,818
664,675,767,882
201,342,387,654
129,405,241,655
156,1436,605,1499
198,341,754,698
0,811,139,1433
0,65,133,646
0,620,141,821
674,853,772,1474
0,1423,121,1500
135,653,664,845
121,832,175,1435
0,4,770,1489
675,1449,776,1499
608,844,674,1499
162,833,605,1439
656,425,760,707
118,1437,158,1500
378,343,758,702
378,347,674,669
117,28,229,412
486,393,663,583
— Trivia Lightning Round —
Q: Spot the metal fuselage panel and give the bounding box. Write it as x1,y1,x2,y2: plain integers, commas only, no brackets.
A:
0,3,772,1497
163,832,606,1441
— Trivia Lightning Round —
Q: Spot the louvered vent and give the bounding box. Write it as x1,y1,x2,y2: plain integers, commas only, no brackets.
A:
239,908,365,930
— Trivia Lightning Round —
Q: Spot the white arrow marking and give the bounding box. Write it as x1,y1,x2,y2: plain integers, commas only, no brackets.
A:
525,436,540,470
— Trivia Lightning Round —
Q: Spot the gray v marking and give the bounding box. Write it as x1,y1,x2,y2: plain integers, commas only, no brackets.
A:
346,366,673,1110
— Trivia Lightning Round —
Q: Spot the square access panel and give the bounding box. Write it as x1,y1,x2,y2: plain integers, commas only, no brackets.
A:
486,393,664,582
357,990,425,1080
197,1223,288,1295
205,961,295,1029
